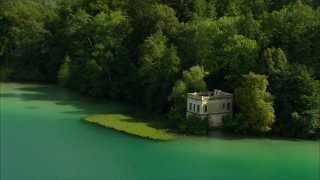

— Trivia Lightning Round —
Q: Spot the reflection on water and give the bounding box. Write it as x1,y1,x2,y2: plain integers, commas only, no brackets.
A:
1,83,319,180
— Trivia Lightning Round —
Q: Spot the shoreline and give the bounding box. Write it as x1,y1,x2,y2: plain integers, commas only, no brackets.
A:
1,81,318,141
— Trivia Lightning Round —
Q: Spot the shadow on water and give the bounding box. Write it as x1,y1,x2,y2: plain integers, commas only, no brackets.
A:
1,83,172,136
2,83,315,142
207,130,316,142
0,84,131,116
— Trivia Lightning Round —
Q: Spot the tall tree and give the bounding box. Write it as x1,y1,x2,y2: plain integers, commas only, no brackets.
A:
168,65,207,128
263,1,320,74
139,32,180,111
174,19,220,69
234,72,275,133
216,0,242,16
0,0,58,81
59,4,131,97
271,65,320,137
165,0,216,21
222,35,259,90
261,47,288,75
128,1,179,43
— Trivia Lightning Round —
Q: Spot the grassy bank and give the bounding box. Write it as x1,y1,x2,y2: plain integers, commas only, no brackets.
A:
84,114,176,141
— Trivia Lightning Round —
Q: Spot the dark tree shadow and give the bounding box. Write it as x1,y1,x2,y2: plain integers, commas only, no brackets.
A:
0,84,131,116
1,83,170,133
5,83,305,141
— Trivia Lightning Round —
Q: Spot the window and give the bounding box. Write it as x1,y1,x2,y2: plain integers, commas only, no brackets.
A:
197,105,200,113
222,103,225,109
227,103,231,110
193,104,196,112
204,105,208,113
189,103,192,111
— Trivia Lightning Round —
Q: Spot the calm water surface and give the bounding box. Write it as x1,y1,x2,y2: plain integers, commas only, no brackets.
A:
1,83,319,180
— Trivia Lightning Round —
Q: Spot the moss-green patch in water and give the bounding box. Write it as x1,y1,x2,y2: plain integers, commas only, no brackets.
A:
84,114,176,141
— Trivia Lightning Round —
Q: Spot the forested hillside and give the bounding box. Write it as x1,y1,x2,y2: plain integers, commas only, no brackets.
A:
1,0,319,138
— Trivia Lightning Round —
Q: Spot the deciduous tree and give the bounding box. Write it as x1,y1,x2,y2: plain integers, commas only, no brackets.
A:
234,72,275,133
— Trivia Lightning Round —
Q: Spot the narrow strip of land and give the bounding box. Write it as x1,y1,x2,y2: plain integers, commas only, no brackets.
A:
84,114,176,141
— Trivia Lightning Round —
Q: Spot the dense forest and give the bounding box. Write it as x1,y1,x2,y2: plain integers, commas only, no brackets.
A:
0,0,319,138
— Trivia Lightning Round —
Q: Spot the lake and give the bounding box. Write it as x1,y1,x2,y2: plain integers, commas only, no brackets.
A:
1,83,319,180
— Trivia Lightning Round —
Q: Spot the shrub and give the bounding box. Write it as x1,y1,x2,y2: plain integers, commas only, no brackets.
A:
179,114,208,135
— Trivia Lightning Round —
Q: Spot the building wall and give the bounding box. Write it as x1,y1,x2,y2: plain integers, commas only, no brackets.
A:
208,114,226,127
207,98,233,114
187,98,203,114
187,96,233,128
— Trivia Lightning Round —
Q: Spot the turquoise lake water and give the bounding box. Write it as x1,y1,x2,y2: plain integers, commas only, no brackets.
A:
0,83,319,180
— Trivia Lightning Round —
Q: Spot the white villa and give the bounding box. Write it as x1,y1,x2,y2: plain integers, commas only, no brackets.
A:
187,90,233,127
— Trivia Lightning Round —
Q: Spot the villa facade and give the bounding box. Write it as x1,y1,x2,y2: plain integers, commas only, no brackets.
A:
187,90,233,127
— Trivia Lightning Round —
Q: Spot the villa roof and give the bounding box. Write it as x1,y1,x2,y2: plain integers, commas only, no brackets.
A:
188,90,232,100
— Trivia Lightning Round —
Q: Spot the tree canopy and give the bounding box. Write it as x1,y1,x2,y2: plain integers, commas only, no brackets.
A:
1,0,319,138
234,72,275,133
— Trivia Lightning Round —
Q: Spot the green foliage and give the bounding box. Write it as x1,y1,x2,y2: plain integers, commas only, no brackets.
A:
139,32,180,111
263,1,320,75
222,35,259,89
128,1,179,44
57,56,71,86
56,4,131,97
271,65,320,137
0,0,58,81
174,19,220,69
238,14,264,41
167,80,188,129
167,65,207,130
222,115,239,132
165,0,216,21
0,67,12,81
261,48,288,75
150,4,180,35
179,114,208,135
1,0,320,138
234,72,275,133
216,0,242,16
181,66,208,92
224,35,258,72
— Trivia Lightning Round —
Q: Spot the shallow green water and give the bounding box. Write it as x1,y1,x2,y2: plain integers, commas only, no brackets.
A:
1,83,319,180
